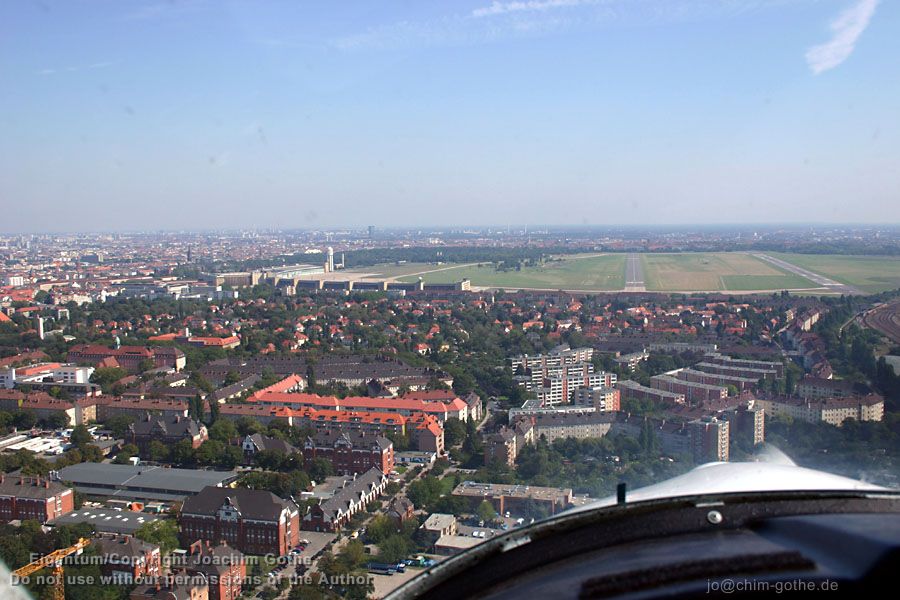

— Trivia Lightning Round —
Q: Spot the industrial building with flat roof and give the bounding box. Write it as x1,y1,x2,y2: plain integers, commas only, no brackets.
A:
48,508,163,534
55,463,239,502
452,481,573,515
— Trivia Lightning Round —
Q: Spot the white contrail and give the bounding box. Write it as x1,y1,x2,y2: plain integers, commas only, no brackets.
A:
806,0,879,74
472,0,597,19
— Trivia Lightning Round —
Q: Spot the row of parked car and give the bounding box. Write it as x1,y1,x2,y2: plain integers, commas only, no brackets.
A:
367,556,437,575
266,539,313,578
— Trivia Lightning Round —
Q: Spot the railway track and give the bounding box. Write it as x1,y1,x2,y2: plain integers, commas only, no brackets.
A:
862,301,900,345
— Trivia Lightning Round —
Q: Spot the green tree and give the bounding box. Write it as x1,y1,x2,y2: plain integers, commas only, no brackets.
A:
235,416,264,436
338,539,367,571
209,419,237,443
377,535,409,563
148,440,170,462
189,394,204,422
208,398,220,424
70,424,92,446
135,519,180,554
104,414,135,438
443,417,467,447
113,443,140,465
366,514,396,544
171,439,195,465
308,457,334,483
196,439,225,465
306,365,317,391
90,367,128,392
43,411,70,429
476,500,497,523
219,445,244,469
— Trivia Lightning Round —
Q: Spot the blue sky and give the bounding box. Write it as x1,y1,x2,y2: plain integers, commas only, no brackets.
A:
1,0,898,232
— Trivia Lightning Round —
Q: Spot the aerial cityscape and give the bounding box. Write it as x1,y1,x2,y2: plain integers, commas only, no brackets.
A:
3,0,900,598
0,224,899,598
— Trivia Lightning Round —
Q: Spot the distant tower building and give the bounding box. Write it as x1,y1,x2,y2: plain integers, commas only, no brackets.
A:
36,317,45,340
187,245,192,263
368,225,375,238
327,247,335,272
340,252,345,269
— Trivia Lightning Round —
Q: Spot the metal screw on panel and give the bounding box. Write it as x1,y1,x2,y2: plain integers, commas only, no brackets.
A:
707,510,723,525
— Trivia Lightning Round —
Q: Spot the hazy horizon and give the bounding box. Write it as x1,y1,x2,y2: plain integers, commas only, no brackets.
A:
5,221,900,238
2,0,899,232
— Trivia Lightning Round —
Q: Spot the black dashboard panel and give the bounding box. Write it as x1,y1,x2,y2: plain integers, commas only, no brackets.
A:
386,492,900,600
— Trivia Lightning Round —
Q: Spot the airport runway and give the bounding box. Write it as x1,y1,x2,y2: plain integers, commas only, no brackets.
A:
624,253,646,292
752,253,863,295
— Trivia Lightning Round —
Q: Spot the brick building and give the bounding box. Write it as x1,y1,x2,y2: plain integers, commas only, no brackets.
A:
93,533,162,584
241,433,298,462
302,430,393,476
302,468,387,532
0,472,74,523
171,541,245,600
128,413,208,457
129,573,208,600
68,344,186,373
179,487,300,556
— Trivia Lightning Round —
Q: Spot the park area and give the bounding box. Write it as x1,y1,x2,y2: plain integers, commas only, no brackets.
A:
641,253,817,292
398,254,627,291
767,253,900,294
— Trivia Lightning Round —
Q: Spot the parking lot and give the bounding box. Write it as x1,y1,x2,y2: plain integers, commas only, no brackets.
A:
456,515,530,540
253,531,336,592
370,566,423,599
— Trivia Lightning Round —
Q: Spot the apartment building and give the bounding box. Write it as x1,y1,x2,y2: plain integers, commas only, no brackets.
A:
509,345,594,372
676,368,759,392
650,375,728,405
689,417,730,463
570,386,620,411
0,390,97,426
484,421,535,467
617,379,686,406
96,396,190,422
723,404,765,447
755,394,884,427
703,352,785,378
796,376,862,400
616,379,687,405
525,411,616,443
610,415,692,457
303,468,388,532
250,390,469,422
